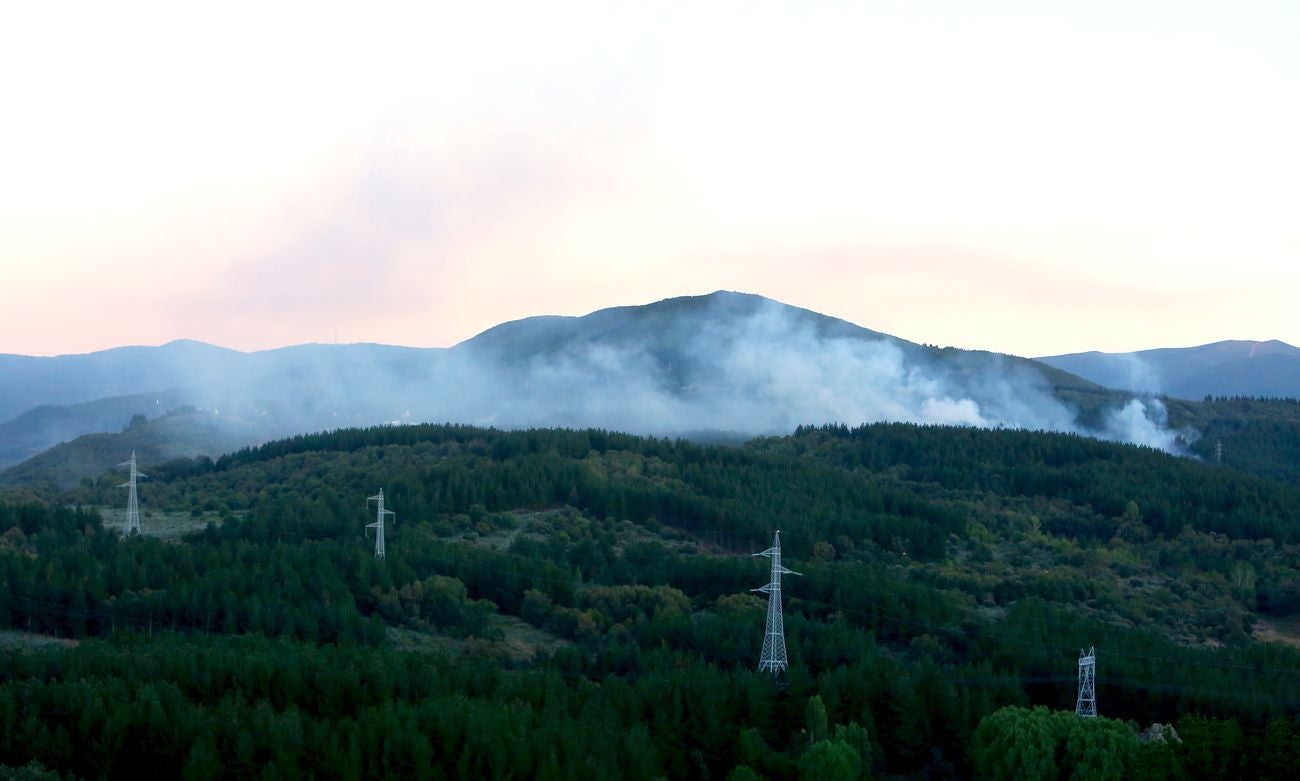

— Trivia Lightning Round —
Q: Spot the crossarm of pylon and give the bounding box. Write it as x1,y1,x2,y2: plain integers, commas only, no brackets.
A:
777,566,800,576
751,584,775,594
753,547,778,558
118,462,146,476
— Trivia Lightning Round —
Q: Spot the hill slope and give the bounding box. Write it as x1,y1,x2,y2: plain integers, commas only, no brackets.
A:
0,342,444,470
452,290,1146,440
4,422,1300,778
0,339,450,423
0,339,243,422
0,389,199,470
0,292,1199,484
0,407,273,491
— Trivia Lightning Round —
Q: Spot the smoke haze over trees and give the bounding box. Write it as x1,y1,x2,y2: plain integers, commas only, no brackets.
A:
0,293,1205,477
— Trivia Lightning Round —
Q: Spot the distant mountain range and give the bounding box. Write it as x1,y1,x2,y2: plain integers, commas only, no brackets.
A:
1038,340,1300,400
0,341,440,471
1,291,1295,489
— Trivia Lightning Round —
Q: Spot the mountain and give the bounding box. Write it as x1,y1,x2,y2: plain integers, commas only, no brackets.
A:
0,291,1222,488
0,406,276,491
462,290,899,361
1038,339,1300,400
453,291,1128,435
0,338,444,424
0,339,244,422
0,341,444,470
0,390,194,469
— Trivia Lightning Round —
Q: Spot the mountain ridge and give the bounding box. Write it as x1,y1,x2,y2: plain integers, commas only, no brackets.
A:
0,291,1265,485
1039,339,1300,400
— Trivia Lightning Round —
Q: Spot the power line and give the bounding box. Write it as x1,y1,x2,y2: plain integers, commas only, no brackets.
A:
7,591,1300,712
146,517,1300,681
22,505,1300,711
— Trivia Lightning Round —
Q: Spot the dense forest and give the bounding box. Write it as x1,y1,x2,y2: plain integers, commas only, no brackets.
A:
1166,397,1300,486
3,422,1300,779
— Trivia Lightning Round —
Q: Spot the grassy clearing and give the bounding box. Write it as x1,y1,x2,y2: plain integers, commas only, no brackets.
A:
0,629,76,651
387,614,570,664
461,508,705,558
1254,615,1300,648
97,507,229,540
466,516,533,551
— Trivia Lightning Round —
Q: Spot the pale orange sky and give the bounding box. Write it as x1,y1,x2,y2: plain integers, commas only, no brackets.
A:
2,1,1297,358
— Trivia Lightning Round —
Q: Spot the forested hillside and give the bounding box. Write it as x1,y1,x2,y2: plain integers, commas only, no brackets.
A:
0,291,1174,483
1167,397,1300,486
3,423,1300,779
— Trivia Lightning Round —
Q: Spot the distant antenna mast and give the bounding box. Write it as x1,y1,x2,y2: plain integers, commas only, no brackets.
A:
366,488,395,559
1075,647,1097,717
118,451,146,536
1215,440,1223,465
751,531,800,674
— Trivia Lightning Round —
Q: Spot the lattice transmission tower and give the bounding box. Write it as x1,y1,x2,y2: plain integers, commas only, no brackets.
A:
751,530,800,674
118,451,146,536
366,489,395,559
1075,646,1097,717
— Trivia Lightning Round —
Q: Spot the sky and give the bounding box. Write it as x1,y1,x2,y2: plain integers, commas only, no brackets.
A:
2,0,1297,358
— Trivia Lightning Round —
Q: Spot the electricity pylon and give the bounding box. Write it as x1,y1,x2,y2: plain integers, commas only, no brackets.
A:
751,530,800,674
366,489,395,559
118,451,146,536
1075,647,1097,717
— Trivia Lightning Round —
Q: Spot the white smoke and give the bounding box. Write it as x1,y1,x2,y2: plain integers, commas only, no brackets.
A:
0,295,1198,466
424,297,1193,454
1114,353,1163,395
1098,397,1196,453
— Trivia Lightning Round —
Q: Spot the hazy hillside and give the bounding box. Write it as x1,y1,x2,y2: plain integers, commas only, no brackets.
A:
1039,340,1300,400
0,292,1241,485
0,342,444,470
462,290,901,364
0,407,272,491
0,389,194,470
1166,397,1300,485
451,291,1163,444
0,339,243,422
0,340,442,425
462,290,1106,400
